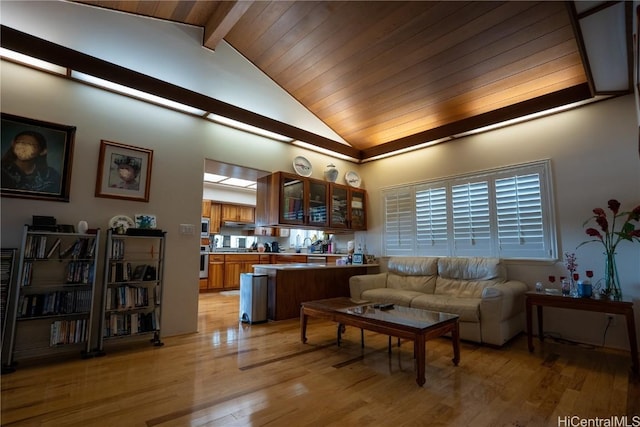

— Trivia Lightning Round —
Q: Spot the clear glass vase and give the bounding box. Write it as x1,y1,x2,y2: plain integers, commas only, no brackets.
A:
603,251,622,300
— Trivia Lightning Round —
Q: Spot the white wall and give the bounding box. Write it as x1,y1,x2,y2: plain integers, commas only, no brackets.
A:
361,95,640,350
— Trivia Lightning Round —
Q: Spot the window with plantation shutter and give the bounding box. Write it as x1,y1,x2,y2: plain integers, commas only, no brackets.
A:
415,185,448,255
452,180,491,256
383,188,414,255
382,160,556,260
495,171,549,258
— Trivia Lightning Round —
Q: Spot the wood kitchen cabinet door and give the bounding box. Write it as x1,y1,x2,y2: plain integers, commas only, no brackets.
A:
208,255,224,289
238,206,255,223
224,262,242,288
209,203,221,233
202,200,211,217
221,204,255,223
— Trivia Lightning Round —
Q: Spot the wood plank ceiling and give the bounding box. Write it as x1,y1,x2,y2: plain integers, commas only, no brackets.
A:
71,1,590,159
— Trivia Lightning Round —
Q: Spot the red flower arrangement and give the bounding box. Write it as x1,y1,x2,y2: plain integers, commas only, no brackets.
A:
578,199,640,298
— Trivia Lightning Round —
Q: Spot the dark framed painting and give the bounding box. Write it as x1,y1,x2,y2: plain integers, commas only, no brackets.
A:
1,113,75,202
95,140,153,202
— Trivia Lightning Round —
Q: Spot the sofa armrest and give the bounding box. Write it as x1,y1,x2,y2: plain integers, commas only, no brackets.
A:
480,280,528,321
349,273,388,300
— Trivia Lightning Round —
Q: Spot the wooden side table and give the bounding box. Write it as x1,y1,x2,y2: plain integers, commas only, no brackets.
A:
525,291,639,376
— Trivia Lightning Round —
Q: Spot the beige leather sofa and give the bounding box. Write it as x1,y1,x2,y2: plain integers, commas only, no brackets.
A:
349,256,528,346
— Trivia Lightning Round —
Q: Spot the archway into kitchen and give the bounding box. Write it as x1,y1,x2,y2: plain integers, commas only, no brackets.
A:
199,159,354,329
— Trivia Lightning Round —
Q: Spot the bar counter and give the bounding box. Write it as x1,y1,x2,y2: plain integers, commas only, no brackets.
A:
253,263,379,321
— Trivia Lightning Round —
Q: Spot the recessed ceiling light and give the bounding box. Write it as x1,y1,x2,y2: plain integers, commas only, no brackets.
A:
204,173,227,182
220,178,256,187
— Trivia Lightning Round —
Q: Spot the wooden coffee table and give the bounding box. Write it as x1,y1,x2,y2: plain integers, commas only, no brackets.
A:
300,297,460,386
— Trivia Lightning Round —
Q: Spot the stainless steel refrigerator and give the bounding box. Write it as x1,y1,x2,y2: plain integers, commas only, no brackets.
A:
239,273,268,324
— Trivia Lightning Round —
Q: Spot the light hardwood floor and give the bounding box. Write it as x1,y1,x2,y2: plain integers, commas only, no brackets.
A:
2,292,638,426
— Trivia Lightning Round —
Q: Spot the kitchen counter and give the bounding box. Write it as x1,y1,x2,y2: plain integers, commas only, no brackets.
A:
253,263,376,270
253,263,379,321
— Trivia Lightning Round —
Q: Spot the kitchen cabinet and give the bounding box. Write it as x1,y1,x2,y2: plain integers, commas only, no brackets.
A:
329,184,367,230
202,254,269,292
223,254,260,289
202,200,211,217
221,204,255,223
207,254,225,290
209,203,221,233
256,172,329,228
257,172,366,230
273,255,307,264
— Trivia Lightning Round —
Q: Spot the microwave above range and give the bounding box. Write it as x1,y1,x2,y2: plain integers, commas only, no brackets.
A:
201,218,210,237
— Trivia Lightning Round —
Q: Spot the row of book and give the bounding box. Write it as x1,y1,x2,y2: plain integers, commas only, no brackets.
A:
18,289,93,318
110,262,156,283
110,239,126,260
50,319,88,346
24,236,96,260
20,261,95,286
103,311,158,337
105,285,152,310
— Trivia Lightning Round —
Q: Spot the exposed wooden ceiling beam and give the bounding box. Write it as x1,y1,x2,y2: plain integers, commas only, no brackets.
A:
361,83,593,160
203,1,254,50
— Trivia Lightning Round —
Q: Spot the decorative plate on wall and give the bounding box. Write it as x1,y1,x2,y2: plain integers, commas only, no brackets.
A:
345,171,361,188
293,156,312,177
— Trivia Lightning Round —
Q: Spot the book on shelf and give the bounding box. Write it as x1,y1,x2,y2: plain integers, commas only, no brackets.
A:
59,239,79,259
46,238,62,258
132,264,148,281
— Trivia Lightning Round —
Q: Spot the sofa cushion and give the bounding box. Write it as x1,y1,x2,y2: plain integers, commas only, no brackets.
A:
435,277,502,298
437,257,505,281
361,288,424,306
387,274,436,294
386,257,438,294
410,294,481,322
387,257,438,276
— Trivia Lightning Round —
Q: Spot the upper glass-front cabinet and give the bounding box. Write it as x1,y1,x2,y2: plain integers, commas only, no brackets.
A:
256,172,365,231
279,173,329,228
349,188,367,230
329,184,367,230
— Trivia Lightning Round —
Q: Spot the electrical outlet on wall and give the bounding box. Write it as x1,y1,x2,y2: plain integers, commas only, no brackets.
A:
605,313,617,327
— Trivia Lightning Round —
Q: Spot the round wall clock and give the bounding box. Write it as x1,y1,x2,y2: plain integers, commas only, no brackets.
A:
345,171,361,188
293,156,312,177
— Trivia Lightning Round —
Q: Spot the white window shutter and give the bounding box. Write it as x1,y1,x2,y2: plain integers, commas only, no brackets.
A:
383,188,414,255
452,181,491,256
381,160,556,260
415,185,449,255
496,173,546,258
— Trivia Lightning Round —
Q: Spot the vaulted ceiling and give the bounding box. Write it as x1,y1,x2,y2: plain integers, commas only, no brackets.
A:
65,1,632,160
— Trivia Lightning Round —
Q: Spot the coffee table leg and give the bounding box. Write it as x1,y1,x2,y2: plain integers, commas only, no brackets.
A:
300,307,308,344
452,321,460,366
415,334,426,386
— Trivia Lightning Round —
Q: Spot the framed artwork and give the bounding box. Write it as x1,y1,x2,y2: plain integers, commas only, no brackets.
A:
1,113,75,202
95,140,153,202
134,214,157,229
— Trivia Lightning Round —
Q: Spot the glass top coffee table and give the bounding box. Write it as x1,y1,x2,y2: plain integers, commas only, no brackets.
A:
300,297,460,386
